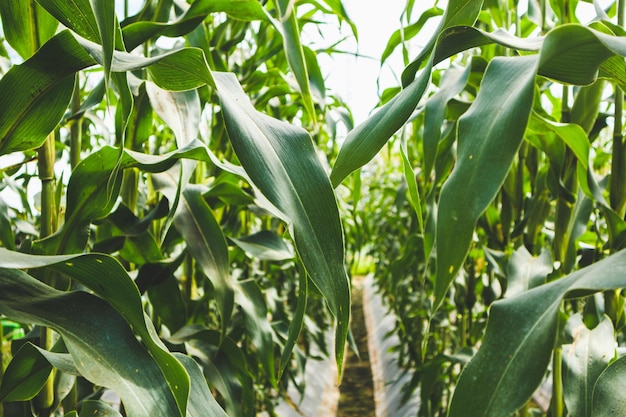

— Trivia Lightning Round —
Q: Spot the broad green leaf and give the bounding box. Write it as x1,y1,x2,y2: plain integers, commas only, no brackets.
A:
172,353,228,417
0,29,214,156
0,342,52,402
449,249,626,417
591,354,626,416
36,0,100,42
175,185,234,337
0,267,181,417
0,0,58,59
434,55,537,310
0,248,191,416
90,0,118,90
570,79,605,134
563,314,614,417
273,0,316,122
214,71,350,374
505,247,552,298
0,31,86,155
81,400,123,417
401,0,486,86
230,231,294,261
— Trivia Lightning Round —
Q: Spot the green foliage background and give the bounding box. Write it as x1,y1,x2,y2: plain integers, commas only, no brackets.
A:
2,0,626,416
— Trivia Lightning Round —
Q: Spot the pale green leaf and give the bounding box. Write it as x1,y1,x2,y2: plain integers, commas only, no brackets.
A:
591,354,626,416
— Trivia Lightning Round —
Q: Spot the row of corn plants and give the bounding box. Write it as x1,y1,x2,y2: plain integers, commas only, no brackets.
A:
342,0,626,415
0,0,355,416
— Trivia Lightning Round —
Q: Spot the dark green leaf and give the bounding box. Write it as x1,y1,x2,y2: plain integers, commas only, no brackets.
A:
0,0,58,59
230,231,294,261
36,0,100,42
435,55,537,310
449,250,626,417
214,71,350,375
0,342,52,402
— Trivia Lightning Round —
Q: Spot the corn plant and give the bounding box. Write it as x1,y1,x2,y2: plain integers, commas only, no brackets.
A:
0,1,354,416
335,0,626,416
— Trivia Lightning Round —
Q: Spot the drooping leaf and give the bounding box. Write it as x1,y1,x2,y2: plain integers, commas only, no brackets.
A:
0,267,182,417
214,71,350,375
0,342,53,402
449,249,626,417
563,314,614,417
230,230,294,261
172,353,229,417
435,55,538,310
0,248,192,417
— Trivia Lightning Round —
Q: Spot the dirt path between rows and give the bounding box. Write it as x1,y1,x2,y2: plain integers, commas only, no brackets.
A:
336,279,376,417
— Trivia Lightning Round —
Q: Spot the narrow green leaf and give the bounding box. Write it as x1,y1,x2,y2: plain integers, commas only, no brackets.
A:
400,140,423,233
0,342,52,402
175,186,234,337
90,0,117,89
563,314,614,417
236,280,277,387
0,199,16,250
274,0,316,121
214,71,350,375
279,270,307,379
591,355,626,416
435,55,537,310
449,250,626,417
381,7,443,65
0,0,58,59
230,231,294,261
330,58,432,187
0,268,182,417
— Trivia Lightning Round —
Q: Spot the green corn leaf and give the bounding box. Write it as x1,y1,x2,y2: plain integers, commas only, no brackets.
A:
0,0,58,59
434,55,537,310
449,249,626,417
563,314,614,417
0,199,16,250
273,0,316,122
33,141,209,255
505,247,552,298
0,267,182,417
230,230,294,261
214,71,350,376
401,0,486,86
236,280,277,387
36,0,100,42
80,400,123,417
591,354,626,416
122,0,268,50
173,353,229,417
0,342,53,402
175,185,234,339
0,248,192,417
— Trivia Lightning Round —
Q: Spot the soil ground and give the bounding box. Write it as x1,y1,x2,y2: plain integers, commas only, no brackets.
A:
336,279,376,417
